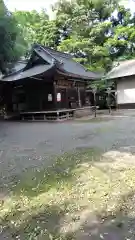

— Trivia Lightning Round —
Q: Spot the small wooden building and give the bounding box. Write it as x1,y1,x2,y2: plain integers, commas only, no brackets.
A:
1,44,101,119
106,59,135,109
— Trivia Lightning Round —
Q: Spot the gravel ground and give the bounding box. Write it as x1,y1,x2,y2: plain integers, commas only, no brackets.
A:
1,116,135,239
0,115,135,185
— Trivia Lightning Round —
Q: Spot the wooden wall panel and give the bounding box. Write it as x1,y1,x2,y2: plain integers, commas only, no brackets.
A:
54,74,86,89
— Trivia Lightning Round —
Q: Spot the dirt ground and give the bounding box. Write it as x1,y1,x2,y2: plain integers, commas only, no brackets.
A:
0,114,135,182
1,114,135,239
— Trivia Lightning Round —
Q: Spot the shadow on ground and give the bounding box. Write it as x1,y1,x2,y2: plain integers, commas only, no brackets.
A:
73,191,135,240
1,147,135,239
0,148,101,198
1,190,135,239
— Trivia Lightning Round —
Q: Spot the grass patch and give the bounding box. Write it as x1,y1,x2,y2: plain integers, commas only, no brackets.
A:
1,148,135,239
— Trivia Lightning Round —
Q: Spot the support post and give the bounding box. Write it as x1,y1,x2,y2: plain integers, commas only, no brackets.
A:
91,87,97,118
106,88,112,115
53,81,57,110
77,87,81,108
94,92,97,118
115,90,118,111
44,114,46,121
57,111,59,120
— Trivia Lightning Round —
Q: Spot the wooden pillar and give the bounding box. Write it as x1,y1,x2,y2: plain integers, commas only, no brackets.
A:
77,87,81,108
53,81,57,110
65,88,69,108
115,80,118,111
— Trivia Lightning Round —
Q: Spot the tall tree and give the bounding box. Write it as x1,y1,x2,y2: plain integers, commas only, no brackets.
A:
0,0,24,74
105,5,135,61
54,0,120,72
13,10,62,49
10,0,135,74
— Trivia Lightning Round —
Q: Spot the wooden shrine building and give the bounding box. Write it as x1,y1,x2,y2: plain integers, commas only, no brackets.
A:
0,44,101,120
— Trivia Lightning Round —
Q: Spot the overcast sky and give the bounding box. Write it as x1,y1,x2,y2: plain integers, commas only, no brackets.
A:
4,0,135,16
4,0,57,16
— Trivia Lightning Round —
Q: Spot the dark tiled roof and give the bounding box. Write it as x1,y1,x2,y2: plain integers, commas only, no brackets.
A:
43,46,72,59
1,44,102,82
33,44,101,80
1,64,53,82
42,46,102,80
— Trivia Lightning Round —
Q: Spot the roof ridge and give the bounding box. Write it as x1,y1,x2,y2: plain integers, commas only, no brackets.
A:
42,46,72,59
36,44,101,75
34,44,59,64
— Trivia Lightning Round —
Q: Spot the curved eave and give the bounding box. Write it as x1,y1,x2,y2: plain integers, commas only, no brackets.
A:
56,69,101,81
1,64,55,82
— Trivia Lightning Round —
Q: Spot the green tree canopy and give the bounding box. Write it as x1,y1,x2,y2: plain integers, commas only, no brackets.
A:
3,0,135,75
13,10,62,49
0,0,26,74
54,0,120,72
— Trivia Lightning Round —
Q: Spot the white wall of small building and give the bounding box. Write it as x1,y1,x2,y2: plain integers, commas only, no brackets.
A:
117,76,135,104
